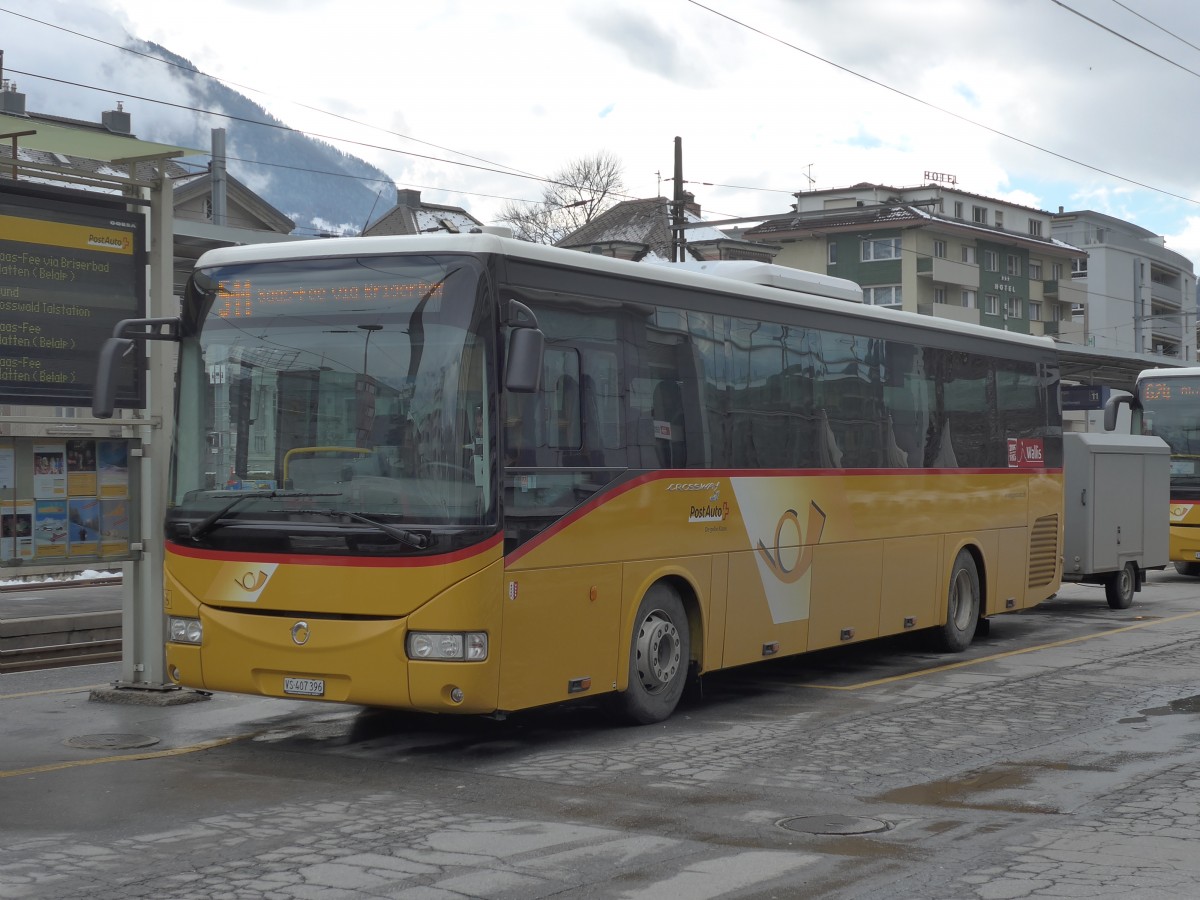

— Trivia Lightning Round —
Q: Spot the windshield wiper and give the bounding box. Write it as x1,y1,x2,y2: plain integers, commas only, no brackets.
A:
295,508,431,549
187,490,342,541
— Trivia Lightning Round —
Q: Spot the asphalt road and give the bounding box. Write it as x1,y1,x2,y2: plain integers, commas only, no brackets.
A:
4,572,1200,898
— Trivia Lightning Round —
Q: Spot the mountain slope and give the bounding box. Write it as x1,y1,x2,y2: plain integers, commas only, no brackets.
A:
137,41,395,236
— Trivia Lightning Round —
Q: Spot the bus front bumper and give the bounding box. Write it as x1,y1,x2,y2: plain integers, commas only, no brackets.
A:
164,606,500,714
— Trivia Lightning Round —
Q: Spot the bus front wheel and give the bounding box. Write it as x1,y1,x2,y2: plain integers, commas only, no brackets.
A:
934,549,980,653
616,583,690,725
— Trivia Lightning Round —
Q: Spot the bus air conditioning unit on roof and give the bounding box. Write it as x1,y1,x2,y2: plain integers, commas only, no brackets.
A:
657,260,863,303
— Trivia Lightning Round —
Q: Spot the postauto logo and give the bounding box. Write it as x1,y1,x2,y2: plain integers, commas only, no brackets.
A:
668,481,729,523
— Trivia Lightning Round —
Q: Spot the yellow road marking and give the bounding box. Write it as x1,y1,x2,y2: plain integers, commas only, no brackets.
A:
0,734,253,779
800,609,1200,691
0,684,109,700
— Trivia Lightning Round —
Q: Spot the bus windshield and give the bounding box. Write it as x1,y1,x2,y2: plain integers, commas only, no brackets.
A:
169,253,496,545
1138,375,1200,486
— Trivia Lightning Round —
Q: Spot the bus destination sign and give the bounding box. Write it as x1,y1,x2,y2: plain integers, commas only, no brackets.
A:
1140,380,1200,403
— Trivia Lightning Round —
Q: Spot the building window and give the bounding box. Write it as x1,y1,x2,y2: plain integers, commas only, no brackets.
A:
1061,304,1073,321
994,210,1004,229
1028,301,1042,322
1028,219,1043,237
1006,254,1021,276
934,287,946,304
984,250,999,272
204,197,213,221
1051,262,1063,280
1029,259,1043,280
954,201,963,219
984,294,999,315
863,285,902,306
862,237,901,261
1006,297,1022,318
961,289,977,309
1071,257,1088,278
933,239,946,258
828,242,838,265
973,205,988,224
961,246,977,265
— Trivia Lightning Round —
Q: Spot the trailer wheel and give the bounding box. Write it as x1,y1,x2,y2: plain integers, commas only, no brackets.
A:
615,583,690,725
1174,562,1200,577
933,549,979,653
1105,562,1137,610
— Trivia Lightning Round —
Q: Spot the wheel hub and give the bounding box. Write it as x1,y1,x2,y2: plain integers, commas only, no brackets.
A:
636,611,681,693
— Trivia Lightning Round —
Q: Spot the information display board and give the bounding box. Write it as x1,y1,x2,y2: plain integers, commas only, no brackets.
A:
0,189,145,408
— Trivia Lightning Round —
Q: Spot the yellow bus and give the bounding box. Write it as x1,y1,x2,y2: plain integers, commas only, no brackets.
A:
95,233,1063,723
1119,367,1200,575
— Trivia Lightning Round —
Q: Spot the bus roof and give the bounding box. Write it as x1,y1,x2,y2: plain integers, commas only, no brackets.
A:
1136,367,1200,382
194,232,1059,354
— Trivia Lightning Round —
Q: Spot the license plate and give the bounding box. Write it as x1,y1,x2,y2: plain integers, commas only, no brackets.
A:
283,676,325,697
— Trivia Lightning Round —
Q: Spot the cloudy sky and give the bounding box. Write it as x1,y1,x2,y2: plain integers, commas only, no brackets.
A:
6,0,1200,265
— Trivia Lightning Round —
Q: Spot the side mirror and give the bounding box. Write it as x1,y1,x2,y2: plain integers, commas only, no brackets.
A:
91,316,182,418
505,327,544,393
92,337,136,418
1103,393,1133,432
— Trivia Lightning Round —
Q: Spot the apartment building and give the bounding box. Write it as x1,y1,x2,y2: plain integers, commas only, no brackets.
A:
743,182,1086,339
1052,210,1196,361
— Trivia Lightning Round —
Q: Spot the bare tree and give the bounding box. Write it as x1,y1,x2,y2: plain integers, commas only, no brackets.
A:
498,151,626,244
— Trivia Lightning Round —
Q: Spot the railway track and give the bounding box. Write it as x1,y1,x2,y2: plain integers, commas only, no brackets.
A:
0,578,124,673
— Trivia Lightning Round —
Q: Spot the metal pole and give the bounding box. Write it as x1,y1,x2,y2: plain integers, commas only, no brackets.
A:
120,164,175,689
672,137,685,263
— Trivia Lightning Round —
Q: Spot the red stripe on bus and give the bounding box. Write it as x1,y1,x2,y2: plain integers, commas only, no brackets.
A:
502,466,1061,565
166,532,503,568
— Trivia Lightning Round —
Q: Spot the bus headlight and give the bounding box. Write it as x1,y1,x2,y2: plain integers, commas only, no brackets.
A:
168,616,203,645
406,631,487,661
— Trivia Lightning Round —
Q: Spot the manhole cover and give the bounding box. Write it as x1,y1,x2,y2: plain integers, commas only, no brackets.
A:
64,733,160,750
779,815,891,835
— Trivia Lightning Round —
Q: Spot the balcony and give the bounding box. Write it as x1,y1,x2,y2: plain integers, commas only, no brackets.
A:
930,302,981,326
916,256,980,288
1042,280,1059,297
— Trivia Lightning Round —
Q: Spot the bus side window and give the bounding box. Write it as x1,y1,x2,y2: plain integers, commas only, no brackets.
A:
652,379,686,468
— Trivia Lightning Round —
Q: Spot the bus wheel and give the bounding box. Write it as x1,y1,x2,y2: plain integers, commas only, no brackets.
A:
1105,562,1137,610
1174,562,1200,577
934,549,979,653
617,583,690,725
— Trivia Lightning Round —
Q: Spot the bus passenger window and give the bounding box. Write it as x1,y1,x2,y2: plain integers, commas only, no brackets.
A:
652,380,686,467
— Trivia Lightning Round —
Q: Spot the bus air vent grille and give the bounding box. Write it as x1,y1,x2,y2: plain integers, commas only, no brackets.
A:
1027,513,1060,588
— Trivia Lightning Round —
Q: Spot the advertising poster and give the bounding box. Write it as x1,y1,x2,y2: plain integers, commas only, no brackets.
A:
34,499,69,558
33,442,68,499
101,498,130,557
98,440,130,498
68,497,101,557
1,502,34,561
66,439,98,496
0,442,13,491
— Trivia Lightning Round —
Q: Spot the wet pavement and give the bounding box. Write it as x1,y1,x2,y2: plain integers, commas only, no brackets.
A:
3,573,1200,897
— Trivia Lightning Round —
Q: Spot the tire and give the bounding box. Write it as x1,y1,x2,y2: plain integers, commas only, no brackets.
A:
1175,562,1200,577
933,549,980,653
1105,562,1137,610
615,583,690,725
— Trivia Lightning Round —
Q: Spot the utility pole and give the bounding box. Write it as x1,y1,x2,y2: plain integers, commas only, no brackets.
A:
672,137,686,263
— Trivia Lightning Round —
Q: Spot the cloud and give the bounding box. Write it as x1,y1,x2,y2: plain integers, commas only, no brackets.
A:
582,8,713,86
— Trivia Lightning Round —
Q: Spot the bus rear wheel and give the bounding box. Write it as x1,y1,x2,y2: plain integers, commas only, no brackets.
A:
1175,562,1200,577
934,549,980,653
1105,562,1137,610
616,583,690,725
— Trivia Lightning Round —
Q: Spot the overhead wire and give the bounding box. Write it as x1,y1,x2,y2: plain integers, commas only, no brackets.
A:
684,0,1200,208
0,5,543,183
